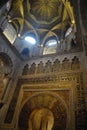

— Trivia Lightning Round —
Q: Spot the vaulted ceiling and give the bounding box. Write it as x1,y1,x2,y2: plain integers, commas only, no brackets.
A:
2,0,87,58
6,0,75,46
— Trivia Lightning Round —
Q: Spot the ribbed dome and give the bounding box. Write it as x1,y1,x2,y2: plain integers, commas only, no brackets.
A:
6,0,75,49
29,0,62,22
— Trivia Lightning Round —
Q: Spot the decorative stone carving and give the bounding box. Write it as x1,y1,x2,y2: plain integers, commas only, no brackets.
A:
29,63,36,74
62,57,71,71
22,64,29,75
22,55,81,76
71,56,80,70
0,59,7,99
52,59,60,72
36,61,44,74
28,108,54,130
18,93,67,130
44,60,52,73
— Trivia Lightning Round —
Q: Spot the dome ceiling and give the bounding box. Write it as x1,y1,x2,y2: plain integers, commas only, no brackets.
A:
29,0,62,22
7,0,75,46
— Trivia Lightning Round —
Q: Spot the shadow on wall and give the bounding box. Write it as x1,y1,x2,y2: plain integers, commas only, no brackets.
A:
20,48,30,60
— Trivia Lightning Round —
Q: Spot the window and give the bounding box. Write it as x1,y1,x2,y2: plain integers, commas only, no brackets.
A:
43,39,57,55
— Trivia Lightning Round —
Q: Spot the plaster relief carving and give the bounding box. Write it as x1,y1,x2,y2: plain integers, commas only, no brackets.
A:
22,56,81,76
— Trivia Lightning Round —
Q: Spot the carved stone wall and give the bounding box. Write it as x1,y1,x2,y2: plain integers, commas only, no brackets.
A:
0,32,22,129
0,51,87,130
3,70,86,130
0,51,86,130
22,54,82,76
0,53,13,99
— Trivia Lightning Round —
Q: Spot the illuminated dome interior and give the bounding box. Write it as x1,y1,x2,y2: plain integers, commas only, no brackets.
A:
0,0,82,58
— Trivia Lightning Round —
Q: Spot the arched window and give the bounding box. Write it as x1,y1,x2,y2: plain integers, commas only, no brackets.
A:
43,39,57,55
